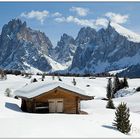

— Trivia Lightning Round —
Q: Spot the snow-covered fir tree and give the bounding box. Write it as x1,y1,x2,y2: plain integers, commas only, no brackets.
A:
113,102,131,134
106,98,115,109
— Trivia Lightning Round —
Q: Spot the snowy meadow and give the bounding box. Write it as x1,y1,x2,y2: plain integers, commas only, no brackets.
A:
0,74,140,138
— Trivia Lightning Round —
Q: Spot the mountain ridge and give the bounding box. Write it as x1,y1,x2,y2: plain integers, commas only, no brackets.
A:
1,18,140,77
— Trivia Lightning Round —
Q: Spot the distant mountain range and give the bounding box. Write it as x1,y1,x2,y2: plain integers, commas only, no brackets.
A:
1,19,140,77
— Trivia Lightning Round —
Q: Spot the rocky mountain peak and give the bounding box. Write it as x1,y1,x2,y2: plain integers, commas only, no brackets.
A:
57,33,75,47
2,19,26,34
75,26,97,45
69,22,140,76
50,33,77,66
0,18,60,73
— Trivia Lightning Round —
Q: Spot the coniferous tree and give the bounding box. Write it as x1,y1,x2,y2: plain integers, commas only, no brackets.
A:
123,77,129,88
42,73,45,81
106,78,112,99
119,80,124,89
113,102,131,134
52,75,55,80
112,75,120,98
106,98,115,109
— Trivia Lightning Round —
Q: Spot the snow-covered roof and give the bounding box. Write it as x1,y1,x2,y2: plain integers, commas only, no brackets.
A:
14,81,92,99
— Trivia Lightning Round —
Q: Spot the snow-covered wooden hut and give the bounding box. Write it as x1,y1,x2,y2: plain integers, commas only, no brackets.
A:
14,82,94,114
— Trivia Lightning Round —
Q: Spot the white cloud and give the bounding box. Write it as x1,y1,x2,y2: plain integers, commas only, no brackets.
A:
95,18,108,27
70,7,89,16
54,13,129,29
55,17,65,22
55,16,96,28
52,12,62,17
20,10,49,24
105,12,128,24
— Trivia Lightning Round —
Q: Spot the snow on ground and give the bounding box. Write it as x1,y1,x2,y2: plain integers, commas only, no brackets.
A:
109,68,128,75
0,75,140,138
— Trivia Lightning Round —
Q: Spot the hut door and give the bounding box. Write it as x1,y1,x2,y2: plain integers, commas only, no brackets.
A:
56,100,63,113
48,99,63,113
48,100,56,113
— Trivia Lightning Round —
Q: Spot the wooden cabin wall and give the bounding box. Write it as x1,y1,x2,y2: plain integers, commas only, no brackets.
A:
33,88,79,114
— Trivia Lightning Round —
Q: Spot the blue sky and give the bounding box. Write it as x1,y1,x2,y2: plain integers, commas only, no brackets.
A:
0,2,140,46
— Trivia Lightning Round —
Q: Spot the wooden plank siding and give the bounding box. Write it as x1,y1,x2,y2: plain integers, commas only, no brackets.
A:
34,88,78,114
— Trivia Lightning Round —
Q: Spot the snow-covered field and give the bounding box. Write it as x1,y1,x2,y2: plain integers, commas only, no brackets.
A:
0,75,140,138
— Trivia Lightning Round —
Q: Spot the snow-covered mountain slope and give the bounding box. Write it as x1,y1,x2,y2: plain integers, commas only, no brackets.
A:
118,64,140,78
110,22,140,43
0,19,64,73
51,33,77,66
69,22,140,75
0,75,140,138
44,55,67,71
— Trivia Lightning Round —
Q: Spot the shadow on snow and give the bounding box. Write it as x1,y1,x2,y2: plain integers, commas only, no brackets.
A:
5,102,22,112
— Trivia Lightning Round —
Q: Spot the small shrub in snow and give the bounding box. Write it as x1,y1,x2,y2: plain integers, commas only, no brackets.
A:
4,88,11,97
59,78,62,81
113,102,131,134
31,78,38,83
57,75,62,81
106,99,115,109
72,78,76,86
136,87,140,92
21,73,24,76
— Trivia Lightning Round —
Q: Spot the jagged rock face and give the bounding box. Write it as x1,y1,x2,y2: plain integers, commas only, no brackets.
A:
70,27,97,71
70,23,140,74
51,33,77,66
75,27,97,46
0,19,53,72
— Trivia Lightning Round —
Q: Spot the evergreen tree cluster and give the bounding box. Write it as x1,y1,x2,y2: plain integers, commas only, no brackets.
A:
106,76,129,109
106,76,129,99
113,102,131,134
